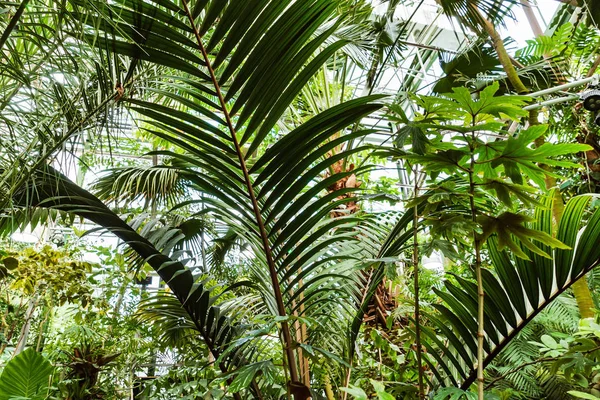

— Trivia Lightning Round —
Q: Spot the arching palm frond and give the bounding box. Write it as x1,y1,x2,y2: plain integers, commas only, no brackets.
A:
424,191,600,390
137,292,200,350
348,206,424,361
8,166,244,391
4,0,388,396
92,164,188,210
437,0,519,32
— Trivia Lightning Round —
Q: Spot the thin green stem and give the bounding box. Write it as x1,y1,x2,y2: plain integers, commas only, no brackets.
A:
412,165,425,398
468,130,485,400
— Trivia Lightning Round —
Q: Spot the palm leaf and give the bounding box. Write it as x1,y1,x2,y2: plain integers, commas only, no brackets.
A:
4,0,387,395
9,166,242,379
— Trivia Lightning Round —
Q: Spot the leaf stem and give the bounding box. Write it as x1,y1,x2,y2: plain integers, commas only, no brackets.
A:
468,131,485,400
412,165,425,398
0,0,30,56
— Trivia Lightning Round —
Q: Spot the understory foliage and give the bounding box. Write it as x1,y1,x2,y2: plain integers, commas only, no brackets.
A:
1,0,600,399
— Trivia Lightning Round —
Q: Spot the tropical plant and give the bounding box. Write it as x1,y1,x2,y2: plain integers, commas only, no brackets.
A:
0,348,54,400
3,0,600,398
418,191,600,391
54,343,120,400
0,0,416,397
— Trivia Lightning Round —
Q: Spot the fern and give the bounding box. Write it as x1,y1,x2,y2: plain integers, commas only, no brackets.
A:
486,293,580,399
516,23,574,60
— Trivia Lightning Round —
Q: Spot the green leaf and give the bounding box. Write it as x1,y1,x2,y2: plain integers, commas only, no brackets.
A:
478,212,569,260
395,123,429,155
228,361,275,393
444,81,529,120
0,348,54,400
541,334,558,349
568,391,600,399
299,344,351,368
341,385,368,400
2,257,17,270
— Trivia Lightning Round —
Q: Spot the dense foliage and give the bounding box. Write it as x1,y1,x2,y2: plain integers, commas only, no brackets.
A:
2,0,600,399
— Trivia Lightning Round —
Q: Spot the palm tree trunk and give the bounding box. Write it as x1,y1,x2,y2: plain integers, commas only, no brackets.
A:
412,166,425,398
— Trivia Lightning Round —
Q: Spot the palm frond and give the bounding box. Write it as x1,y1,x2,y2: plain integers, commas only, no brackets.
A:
92,164,187,209
9,166,241,377
425,190,600,389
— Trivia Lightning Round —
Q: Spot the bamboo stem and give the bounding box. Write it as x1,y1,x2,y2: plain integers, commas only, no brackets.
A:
473,5,529,94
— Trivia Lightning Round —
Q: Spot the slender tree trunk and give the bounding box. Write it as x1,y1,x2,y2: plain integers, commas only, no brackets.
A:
14,292,39,355
412,166,425,399
291,276,310,389
468,134,485,400
471,5,529,94
520,0,544,36
586,55,600,77
474,240,484,399
35,304,52,351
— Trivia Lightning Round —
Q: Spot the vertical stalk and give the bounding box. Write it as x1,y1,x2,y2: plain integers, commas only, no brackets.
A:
180,1,301,395
573,278,595,318
324,371,335,400
412,165,424,398
470,5,529,94
520,0,544,37
14,291,39,355
467,134,485,400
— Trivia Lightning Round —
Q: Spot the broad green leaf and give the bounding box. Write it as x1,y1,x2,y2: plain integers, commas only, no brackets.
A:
444,81,529,120
2,257,17,270
0,348,54,400
341,386,368,400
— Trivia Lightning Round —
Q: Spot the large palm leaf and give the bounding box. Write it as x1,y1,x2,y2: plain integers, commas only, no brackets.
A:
88,151,423,390
59,0,388,396
8,166,249,392
423,191,600,390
